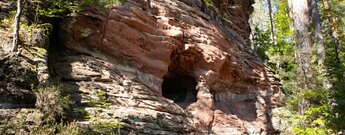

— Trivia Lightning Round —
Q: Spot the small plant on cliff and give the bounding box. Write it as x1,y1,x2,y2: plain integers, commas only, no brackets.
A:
34,83,74,123
36,0,126,17
203,0,215,8
96,90,112,107
89,121,122,134
31,120,86,135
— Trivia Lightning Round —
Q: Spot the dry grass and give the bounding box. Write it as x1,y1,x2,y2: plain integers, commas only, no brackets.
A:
35,83,74,123
0,83,80,134
0,32,11,53
31,121,85,135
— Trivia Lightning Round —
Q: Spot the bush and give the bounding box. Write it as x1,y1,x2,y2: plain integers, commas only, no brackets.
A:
36,0,126,18
31,121,86,135
34,83,73,123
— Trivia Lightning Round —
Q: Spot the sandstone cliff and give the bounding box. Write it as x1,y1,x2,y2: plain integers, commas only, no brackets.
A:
1,0,284,134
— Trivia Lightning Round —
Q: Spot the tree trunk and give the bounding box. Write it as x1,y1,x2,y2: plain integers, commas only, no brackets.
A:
323,0,342,64
11,0,23,52
310,0,326,65
309,0,333,90
268,0,276,45
288,0,313,114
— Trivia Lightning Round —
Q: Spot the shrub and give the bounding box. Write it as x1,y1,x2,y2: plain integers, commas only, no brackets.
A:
34,83,73,123
31,121,86,135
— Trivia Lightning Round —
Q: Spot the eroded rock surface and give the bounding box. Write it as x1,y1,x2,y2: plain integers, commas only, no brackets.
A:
52,0,284,134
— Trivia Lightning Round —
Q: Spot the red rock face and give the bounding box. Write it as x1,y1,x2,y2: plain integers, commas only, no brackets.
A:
59,0,283,134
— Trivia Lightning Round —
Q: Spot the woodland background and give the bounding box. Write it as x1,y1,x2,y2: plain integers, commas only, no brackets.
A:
250,0,345,134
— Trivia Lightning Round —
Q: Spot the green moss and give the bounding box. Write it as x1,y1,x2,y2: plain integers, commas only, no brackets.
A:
82,91,111,108
73,108,90,119
2,109,86,135
203,0,214,7
34,83,74,123
37,0,127,17
96,91,111,107
31,121,87,135
96,91,107,100
26,46,47,58
89,121,122,134
0,11,16,29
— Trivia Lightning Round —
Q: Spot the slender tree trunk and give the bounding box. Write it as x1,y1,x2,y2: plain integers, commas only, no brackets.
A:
268,0,276,45
11,0,23,52
309,0,333,90
323,0,342,64
310,0,326,65
289,0,313,88
267,0,280,70
288,0,313,114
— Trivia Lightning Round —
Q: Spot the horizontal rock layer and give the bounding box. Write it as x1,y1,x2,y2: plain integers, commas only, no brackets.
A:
55,0,283,134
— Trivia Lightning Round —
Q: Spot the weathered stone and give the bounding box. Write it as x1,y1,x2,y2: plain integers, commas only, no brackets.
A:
55,0,284,134
0,0,285,134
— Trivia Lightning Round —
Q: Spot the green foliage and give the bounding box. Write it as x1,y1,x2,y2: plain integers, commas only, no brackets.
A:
82,91,111,108
37,0,81,17
1,108,85,135
252,26,272,62
203,0,215,8
26,46,47,58
293,126,333,135
31,121,87,135
34,83,74,123
274,0,293,39
20,23,52,46
0,8,52,48
253,0,297,96
89,121,122,134
35,0,126,17
96,91,112,107
72,108,90,119
318,0,345,131
251,0,343,133
0,11,16,29
290,88,334,134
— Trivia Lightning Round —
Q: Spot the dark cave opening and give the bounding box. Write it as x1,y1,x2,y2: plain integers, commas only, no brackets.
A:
162,74,198,108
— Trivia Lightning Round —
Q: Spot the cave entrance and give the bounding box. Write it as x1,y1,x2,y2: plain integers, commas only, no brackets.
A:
162,74,197,108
